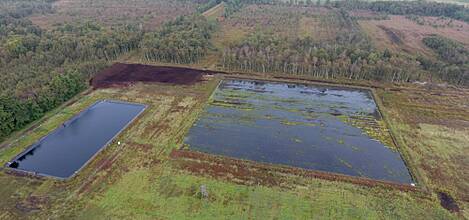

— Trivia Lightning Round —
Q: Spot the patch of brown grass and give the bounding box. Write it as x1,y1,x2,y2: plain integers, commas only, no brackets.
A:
224,5,332,39
298,16,337,41
379,86,469,127
171,149,418,192
359,15,469,56
29,0,196,30
376,85,469,217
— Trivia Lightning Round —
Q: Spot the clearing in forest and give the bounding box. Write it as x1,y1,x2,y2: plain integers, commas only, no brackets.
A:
222,4,323,38
359,15,469,55
298,7,339,40
28,0,196,30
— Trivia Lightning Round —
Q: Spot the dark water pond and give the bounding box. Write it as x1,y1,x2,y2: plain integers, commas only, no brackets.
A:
7,100,146,179
184,79,413,184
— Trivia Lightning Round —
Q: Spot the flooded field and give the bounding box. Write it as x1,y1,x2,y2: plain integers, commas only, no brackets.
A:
184,79,413,184
7,100,146,179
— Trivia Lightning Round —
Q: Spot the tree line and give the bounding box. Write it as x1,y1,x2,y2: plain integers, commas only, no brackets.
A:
221,8,469,86
0,1,143,140
333,0,469,23
231,0,468,23
421,35,468,85
0,71,86,139
222,32,425,83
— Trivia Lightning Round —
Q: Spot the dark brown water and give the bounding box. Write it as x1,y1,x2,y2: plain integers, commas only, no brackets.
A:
184,79,413,184
7,100,146,179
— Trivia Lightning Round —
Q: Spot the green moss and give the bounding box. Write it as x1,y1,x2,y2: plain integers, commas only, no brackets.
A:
78,168,455,219
338,157,353,169
337,138,345,144
291,137,303,143
210,100,254,111
280,120,318,127
336,114,395,150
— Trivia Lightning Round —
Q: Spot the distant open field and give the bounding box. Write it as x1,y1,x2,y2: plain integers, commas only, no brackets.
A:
308,0,469,6
436,0,468,6
222,4,336,39
368,0,469,6
198,4,341,68
28,0,196,30
0,64,467,218
275,0,468,6
358,15,469,56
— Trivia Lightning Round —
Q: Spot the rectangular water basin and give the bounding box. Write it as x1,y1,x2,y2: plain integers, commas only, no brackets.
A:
7,100,146,179
184,79,413,184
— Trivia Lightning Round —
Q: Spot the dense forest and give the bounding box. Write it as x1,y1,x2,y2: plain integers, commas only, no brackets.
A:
141,15,217,64
0,1,142,140
423,35,468,65
222,33,424,82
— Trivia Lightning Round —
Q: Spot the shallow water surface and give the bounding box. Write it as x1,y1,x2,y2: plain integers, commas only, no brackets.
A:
184,79,413,184
8,100,146,179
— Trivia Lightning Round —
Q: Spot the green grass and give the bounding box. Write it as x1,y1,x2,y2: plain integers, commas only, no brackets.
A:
376,88,469,219
0,79,463,219
74,167,454,219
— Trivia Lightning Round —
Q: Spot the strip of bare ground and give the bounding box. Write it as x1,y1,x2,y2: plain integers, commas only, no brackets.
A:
377,25,403,45
170,149,418,192
91,63,223,89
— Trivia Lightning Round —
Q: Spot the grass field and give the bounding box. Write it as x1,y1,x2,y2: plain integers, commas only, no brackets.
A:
358,15,469,56
28,0,196,30
376,85,469,218
317,0,469,6
0,72,465,219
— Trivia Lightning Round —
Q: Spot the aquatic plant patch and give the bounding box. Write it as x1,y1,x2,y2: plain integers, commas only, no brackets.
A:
184,79,413,184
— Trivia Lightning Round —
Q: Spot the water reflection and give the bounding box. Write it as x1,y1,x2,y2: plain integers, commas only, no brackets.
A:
8,100,146,178
184,79,412,184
